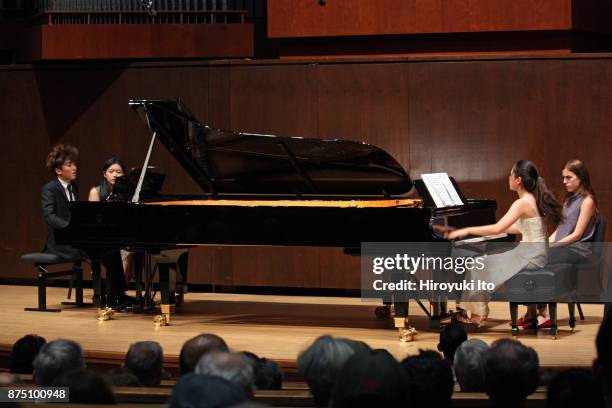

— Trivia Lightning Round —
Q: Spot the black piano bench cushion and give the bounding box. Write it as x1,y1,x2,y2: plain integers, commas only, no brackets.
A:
506,263,576,303
21,253,77,266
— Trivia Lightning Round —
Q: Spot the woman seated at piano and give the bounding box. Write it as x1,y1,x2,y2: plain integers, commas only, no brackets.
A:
88,157,132,280
519,159,599,329
446,160,563,328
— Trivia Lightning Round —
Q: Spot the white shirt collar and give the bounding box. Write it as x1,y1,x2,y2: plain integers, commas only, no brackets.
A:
58,177,70,189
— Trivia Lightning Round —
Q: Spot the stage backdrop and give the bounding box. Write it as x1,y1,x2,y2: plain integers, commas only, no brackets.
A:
1,55,610,289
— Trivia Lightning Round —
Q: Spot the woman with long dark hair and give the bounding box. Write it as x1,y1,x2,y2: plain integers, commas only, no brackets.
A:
519,159,599,329
551,159,598,251
88,157,125,202
89,157,132,280
447,160,563,328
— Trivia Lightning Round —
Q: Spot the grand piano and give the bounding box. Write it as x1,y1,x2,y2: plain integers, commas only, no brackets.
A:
55,99,500,340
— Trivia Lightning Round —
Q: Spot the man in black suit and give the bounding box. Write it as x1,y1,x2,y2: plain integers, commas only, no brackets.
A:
43,144,130,309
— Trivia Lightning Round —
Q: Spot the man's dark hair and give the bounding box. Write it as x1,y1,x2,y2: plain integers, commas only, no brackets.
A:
179,333,229,375
33,339,85,386
547,368,604,408
485,339,539,406
238,352,282,390
124,341,164,386
331,349,408,408
52,368,115,404
10,334,46,374
239,351,259,366
254,358,282,390
195,352,255,396
453,339,489,392
297,335,371,407
103,367,143,387
401,350,454,408
438,323,467,363
169,373,246,408
46,144,78,175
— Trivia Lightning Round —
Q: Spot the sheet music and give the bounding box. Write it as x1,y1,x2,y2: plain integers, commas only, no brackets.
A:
421,173,464,208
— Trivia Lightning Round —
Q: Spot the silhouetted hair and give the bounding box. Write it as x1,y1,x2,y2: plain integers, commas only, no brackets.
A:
33,339,85,386
454,339,489,392
98,157,125,199
331,349,408,408
438,323,467,363
195,352,255,396
297,335,371,407
46,144,78,175
238,352,282,390
10,334,46,374
169,373,246,408
513,160,563,225
179,333,229,375
401,350,454,408
254,358,282,390
239,351,259,366
485,339,539,405
596,311,612,395
124,341,164,386
563,159,598,210
53,368,115,404
103,367,143,387
546,368,604,408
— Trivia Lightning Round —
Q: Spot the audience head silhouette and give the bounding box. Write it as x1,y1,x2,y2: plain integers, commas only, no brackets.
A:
124,341,164,386
297,335,371,407
33,339,85,386
180,333,229,375
10,334,46,374
485,339,539,407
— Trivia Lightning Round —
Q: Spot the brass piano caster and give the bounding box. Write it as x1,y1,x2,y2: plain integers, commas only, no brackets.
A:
399,326,417,343
97,307,114,321
153,314,170,327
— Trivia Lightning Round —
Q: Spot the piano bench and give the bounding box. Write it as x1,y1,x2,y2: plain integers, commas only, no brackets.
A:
20,253,87,312
507,263,577,339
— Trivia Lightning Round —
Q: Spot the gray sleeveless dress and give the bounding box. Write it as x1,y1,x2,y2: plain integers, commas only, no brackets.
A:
554,193,597,258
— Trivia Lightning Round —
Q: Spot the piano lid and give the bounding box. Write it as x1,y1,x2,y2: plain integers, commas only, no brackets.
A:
129,99,413,197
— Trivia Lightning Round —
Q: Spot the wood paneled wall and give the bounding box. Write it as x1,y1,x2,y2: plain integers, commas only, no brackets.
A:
267,0,574,38
1,55,610,289
22,24,254,61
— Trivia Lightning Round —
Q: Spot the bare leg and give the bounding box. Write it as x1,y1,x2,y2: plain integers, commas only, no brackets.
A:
123,253,133,284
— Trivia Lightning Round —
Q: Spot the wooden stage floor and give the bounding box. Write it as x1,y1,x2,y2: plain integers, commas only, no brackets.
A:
0,284,603,368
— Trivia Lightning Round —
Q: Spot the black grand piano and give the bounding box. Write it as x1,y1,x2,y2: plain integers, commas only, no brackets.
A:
55,99,501,340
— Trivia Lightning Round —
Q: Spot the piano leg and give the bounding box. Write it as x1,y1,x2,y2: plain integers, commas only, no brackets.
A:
133,252,144,312
394,301,417,342
91,260,103,308
91,259,114,321
155,263,174,326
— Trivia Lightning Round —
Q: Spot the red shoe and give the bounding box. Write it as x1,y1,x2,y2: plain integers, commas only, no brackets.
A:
537,317,552,329
523,319,533,330
517,316,535,329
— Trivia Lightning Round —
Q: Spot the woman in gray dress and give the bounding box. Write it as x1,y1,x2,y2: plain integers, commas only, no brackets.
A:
520,159,598,328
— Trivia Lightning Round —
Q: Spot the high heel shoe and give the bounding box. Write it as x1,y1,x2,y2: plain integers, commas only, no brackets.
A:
537,315,552,329
452,311,487,329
